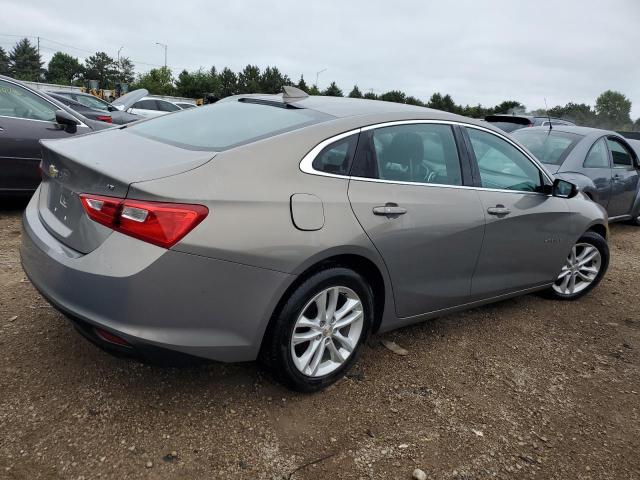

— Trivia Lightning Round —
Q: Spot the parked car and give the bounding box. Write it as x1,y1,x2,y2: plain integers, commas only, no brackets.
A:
127,97,182,118
0,75,112,195
175,102,197,109
50,89,145,125
21,89,609,391
486,114,575,132
46,92,113,124
512,126,640,225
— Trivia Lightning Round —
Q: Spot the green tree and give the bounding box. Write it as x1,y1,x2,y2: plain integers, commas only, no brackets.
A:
83,51,117,88
218,67,238,97
405,96,425,107
634,118,640,131
545,102,596,127
379,90,406,104
490,100,525,115
130,66,174,95
595,90,632,130
348,85,363,98
260,66,290,94
45,52,84,85
237,64,261,94
9,38,43,81
0,47,9,75
115,57,136,85
175,68,219,98
427,93,460,113
296,75,309,93
307,84,321,95
363,91,377,100
322,81,343,97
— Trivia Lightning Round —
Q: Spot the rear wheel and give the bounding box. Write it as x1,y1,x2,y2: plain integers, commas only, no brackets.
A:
262,267,373,392
630,213,640,226
547,231,609,300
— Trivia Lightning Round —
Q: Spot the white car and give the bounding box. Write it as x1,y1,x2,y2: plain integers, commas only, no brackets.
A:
127,97,182,118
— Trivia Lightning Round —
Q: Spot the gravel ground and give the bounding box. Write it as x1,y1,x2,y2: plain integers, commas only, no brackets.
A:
1,199,639,480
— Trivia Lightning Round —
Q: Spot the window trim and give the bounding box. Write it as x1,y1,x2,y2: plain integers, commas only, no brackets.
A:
299,120,553,195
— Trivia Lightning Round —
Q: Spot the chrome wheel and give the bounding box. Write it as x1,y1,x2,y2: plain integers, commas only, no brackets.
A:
552,242,602,295
290,286,364,377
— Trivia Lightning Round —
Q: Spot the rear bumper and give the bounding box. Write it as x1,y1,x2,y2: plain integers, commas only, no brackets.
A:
20,190,294,362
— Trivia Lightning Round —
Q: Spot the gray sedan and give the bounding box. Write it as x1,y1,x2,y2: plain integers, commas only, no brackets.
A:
512,126,640,225
21,89,609,391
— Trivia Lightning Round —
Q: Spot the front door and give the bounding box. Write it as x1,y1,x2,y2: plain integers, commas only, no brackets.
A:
0,79,77,192
606,136,639,218
463,126,572,298
348,122,485,318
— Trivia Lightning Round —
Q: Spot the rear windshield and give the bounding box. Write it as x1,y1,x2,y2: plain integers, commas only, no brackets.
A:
512,129,583,165
127,100,332,151
486,121,528,133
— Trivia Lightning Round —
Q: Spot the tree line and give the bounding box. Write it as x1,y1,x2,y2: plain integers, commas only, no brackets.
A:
1,37,638,131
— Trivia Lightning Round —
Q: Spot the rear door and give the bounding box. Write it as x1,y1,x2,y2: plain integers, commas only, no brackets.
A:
0,79,87,192
606,136,639,217
463,126,571,298
348,122,485,318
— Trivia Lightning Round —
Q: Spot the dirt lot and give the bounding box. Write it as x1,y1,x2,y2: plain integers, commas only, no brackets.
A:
1,200,639,480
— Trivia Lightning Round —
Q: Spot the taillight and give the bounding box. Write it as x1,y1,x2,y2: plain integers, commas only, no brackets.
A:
79,194,208,248
96,115,112,123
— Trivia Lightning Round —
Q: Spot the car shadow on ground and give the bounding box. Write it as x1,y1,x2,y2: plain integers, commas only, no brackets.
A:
1,195,30,212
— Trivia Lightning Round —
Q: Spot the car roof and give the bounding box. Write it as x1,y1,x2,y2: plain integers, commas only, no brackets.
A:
524,125,618,139
220,93,494,128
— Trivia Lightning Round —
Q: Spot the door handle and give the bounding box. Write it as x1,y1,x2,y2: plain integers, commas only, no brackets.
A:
373,203,407,216
487,204,511,216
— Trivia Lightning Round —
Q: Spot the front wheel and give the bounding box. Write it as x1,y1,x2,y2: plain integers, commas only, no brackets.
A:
261,267,373,392
547,231,609,300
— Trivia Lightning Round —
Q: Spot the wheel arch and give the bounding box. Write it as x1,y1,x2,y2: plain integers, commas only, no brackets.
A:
260,250,392,356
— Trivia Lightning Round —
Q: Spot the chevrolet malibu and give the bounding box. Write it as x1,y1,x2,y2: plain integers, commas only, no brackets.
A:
21,88,609,391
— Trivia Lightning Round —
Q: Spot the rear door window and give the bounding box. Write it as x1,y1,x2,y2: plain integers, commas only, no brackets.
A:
128,100,332,151
351,123,463,186
157,100,180,112
133,99,158,110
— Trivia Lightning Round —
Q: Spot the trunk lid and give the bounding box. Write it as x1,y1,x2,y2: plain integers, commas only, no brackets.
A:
38,127,215,253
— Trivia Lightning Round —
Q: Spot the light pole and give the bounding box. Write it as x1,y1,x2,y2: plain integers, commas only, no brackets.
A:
116,46,123,85
315,68,327,89
155,42,168,68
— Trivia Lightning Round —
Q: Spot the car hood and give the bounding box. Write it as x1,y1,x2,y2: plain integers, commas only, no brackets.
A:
111,89,148,110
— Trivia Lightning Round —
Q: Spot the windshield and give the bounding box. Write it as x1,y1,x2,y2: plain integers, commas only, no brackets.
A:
512,129,583,165
127,100,333,151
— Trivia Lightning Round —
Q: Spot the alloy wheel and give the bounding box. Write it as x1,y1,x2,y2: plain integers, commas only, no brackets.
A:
290,286,364,377
552,242,602,296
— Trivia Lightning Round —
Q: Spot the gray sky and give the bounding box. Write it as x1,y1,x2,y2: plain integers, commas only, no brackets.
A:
2,0,640,118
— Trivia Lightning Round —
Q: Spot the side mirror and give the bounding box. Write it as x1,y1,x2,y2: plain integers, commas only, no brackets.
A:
552,178,578,198
107,105,115,112
55,109,79,133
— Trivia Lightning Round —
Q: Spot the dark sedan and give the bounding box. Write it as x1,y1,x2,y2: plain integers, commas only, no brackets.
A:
49,90,144,125
0,75,111,195
513,126,640,225
47,92,113,124
486,114,575,132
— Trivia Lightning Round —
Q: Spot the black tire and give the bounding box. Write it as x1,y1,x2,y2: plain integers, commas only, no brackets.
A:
545,231,609,300
630,213,640,227
261,267,373,392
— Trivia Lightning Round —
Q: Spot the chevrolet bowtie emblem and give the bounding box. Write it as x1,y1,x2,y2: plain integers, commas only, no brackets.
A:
48,165,59,178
